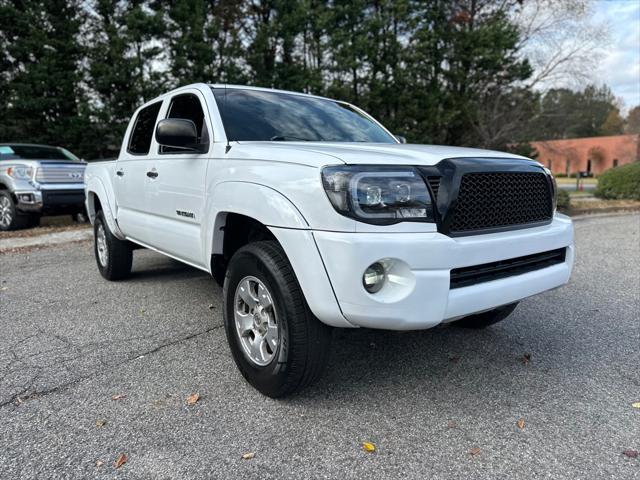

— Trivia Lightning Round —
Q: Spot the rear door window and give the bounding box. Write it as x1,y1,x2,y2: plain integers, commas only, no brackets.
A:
127,102,162,155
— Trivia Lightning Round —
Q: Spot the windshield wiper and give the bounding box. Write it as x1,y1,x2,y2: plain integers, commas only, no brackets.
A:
270,135,318,142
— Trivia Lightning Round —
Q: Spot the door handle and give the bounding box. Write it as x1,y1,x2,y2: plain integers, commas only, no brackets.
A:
146,170,158,179
116,169,124,177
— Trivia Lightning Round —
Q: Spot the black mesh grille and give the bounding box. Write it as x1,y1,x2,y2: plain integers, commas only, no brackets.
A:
449,172,552,233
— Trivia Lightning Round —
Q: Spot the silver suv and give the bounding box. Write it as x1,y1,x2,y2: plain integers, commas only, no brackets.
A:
0,143,86,230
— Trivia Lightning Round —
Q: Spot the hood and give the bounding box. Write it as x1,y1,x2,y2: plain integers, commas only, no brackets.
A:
231,141,529,167
34,160,86,166
0,159,85,167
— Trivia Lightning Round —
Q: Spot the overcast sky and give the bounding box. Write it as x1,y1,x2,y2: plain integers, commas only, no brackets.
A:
594,0,640,110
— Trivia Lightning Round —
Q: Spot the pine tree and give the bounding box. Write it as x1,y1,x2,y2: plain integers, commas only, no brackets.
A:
0,0,86,151
83,0,166,157
161,0,246,85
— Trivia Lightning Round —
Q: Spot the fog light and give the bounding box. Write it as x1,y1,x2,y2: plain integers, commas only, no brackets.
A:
363,262,385,293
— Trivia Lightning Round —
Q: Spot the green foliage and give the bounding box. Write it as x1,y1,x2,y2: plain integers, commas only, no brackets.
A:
533,85,623,140
594,162,640,200
504,142,538,159
626,106,640,134
0,0,86,152
556,189,570,210
600,108,624,136
0,0,620,160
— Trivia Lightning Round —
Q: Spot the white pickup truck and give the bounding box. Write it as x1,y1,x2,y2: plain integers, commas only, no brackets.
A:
85,83,574,397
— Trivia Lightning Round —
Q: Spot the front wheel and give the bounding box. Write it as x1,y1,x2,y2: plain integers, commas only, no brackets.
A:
453,302,519,329
94,211,133,280
223,241,332,398
0,191,38,231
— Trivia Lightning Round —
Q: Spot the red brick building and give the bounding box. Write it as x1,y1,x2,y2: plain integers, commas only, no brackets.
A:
531,134,640,176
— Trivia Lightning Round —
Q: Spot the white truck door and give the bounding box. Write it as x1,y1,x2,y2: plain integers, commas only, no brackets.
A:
143,90,211,267
114,101,162,243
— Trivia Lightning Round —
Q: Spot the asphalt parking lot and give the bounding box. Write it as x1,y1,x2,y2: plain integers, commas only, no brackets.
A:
1,214,638,479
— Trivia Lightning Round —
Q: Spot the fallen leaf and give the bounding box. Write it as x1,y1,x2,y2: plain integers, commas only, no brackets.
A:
208,304,215,310
516,418,525,429
520,353,532,364
623,450,639,458
447,421,457,429
114,453,127,469
111,394,126,401
362,442,376,453
186,393,200,406
242,452,255,460
95,460,104,467
632,402,640,409
95,419,106,428
469,447,481,456
140,308,145,314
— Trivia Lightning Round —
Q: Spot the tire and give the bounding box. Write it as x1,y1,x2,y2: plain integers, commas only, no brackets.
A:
453,302,519,329
26,215,40,228
0,191,36,231
94,210,133,280
223,240,332,398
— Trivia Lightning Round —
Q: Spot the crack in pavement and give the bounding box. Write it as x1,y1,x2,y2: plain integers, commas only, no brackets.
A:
0,324,222,409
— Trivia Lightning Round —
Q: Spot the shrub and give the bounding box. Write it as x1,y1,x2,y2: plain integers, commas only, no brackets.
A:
557,189,570,210
594,162,640,200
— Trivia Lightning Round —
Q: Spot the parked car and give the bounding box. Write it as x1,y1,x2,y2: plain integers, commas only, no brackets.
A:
85,84,574,397
0,143,86,230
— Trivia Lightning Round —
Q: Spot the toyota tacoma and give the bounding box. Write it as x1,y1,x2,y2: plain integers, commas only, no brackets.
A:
84,84,574,397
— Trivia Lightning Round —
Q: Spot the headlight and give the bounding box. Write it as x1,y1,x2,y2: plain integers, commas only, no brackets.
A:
321,165,435,225
7,165,34,180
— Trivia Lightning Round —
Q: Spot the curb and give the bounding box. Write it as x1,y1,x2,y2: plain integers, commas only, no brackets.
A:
0,228,93,253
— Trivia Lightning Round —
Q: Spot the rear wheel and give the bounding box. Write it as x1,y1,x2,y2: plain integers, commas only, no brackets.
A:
94,210,133,280
0,191,37,231
223,241,332,398
453,302,519,329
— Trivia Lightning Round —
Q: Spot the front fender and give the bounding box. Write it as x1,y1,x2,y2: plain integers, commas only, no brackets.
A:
204,181,309,258
208,181,309,233
203,181,352,328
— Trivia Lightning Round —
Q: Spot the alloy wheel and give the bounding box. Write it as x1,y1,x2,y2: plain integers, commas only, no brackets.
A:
96,222,109,267
233,276,279,366
0,196,12,228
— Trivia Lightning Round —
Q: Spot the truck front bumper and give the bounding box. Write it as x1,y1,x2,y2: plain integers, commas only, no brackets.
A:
15,184,85,215
312,214,574,330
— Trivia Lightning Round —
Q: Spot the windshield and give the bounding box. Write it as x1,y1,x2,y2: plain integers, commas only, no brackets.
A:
0,144,80,161
212,88,397,143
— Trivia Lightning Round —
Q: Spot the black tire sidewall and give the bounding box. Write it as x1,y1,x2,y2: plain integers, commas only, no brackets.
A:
93,210,132,280
223,247,293,396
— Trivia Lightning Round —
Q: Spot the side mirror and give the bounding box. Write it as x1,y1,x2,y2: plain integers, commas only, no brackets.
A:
155,118,208,152
395,135,407,144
